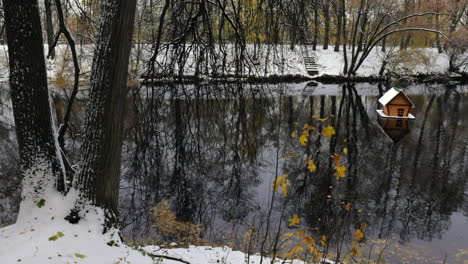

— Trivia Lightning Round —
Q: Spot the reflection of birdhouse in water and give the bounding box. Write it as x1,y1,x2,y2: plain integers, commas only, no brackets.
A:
376,88,415,119
378,118,410,143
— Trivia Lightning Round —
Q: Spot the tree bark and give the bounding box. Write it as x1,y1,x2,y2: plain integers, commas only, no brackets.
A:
357,4,368,52
323,1,330,49
74,0,137,227
313,4,319,51
2,0,66,196
334,2,342,52
44,0,55,59
382,35,386,52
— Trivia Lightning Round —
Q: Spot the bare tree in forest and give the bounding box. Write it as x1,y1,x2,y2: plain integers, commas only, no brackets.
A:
2,0,66,199
341,0,443,76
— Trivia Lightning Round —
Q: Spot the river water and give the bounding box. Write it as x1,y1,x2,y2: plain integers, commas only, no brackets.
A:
0,82,467,263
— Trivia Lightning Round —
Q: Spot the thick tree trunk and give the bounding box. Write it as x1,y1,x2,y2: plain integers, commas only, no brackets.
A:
44,0,55,59
2,0,66,196
74,0,137,227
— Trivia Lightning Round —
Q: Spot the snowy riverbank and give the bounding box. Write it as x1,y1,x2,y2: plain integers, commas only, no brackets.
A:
0,191,334,264
0,188,336,264
0,44,463,85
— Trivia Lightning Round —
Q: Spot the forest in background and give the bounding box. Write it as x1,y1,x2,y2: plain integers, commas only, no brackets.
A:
0,1,467,263
1,0,466,79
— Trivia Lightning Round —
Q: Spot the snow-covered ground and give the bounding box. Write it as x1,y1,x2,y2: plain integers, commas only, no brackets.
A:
0,190,334,264
0,44,460,85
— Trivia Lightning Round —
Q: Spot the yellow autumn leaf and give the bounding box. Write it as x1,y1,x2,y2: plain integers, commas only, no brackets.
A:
284,232,295,237
332,153,341,165
288,153,295,157
343,147,348,155
318,117,328,122
312,114,319,118
354,229,364,241
302,130,310,137
281,154,287,158
285,246,303,258
296,229,307,235
302,236,314,247
299,135,308,146
360,222,368,230
350,247,361,256
303,124,309,130
334,165,346,179
320,235,327,246
272,179,279,191
291,131,298,138
272,174,288,192
289,214,301,226
322,126,336,139
307,159,317,173
344,203,351,211
293,122,299,127
281,178,290,197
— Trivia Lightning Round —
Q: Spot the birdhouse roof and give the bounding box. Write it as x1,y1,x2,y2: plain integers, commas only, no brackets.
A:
378,88,414,107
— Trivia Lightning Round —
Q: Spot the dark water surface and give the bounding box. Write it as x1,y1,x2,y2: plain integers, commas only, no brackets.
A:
0,83,467,263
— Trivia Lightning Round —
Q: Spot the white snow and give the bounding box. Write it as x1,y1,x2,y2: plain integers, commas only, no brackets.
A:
376,109,416,119
378,87,415,107
0,191,153,264
0,44,462,85
0,189,334,264
141,245,335,264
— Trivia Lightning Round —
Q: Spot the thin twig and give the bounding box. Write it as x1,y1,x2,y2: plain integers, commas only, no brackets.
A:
144,251,191,264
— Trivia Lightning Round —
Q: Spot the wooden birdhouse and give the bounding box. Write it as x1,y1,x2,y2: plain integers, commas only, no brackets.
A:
376,88,415,119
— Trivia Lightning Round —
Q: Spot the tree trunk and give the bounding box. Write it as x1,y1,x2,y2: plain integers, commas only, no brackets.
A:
44,0,55,59
323,2,330,50
357,5,368,52
2,0,66,197
381,35,386,52
313,5,319,51
434,8,443,53
334,10,342,52
341,0,348,75
74,0,137,227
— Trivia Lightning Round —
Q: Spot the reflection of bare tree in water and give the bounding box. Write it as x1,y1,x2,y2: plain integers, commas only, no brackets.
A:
281,84,467,249
0,123,20,228
1,82,466,253
120,83,273,240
